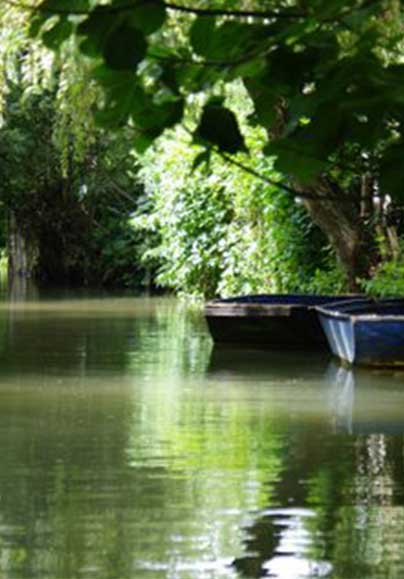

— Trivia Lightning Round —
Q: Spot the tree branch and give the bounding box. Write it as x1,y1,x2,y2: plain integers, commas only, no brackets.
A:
148,45,270,68
4,0,307,19
180,123,353,202
8,0,365,29
216,150,347,201
164,2,306,19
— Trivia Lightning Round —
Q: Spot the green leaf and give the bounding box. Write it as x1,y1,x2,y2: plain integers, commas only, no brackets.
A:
190,16,215,56
93,68,140,127
191,17,266,61
103,25,147,70
95,69,184,135
195,102,247,154
175,63,222,93
127,0,166,35
42,17,73,49
132,97,184,133
264,140,328,184
229,57,266,81
133,133,155,153
77,7,115,56
93,65,134,86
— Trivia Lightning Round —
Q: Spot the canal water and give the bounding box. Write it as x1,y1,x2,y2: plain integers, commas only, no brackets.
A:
0,294,403,578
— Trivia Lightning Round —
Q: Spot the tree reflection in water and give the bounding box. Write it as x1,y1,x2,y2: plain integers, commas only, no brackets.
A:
0,299,403,578
232,362,404,579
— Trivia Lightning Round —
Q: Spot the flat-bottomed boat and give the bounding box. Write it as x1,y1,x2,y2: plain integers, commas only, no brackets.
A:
205,294,364,349
316,299,404,366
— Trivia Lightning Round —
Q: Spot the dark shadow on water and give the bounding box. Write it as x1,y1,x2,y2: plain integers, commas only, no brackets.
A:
207,344,330,381
208,346,404,436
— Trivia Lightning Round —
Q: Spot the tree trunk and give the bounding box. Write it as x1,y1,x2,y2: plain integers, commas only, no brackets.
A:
8,211,39,281
301,180,376,291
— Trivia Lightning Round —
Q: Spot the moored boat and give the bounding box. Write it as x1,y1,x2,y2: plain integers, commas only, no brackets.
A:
316,299,404,366
205,294,365,349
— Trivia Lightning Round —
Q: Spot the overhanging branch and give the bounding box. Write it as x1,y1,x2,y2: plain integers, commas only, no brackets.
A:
216,150,349,202
3,0,309,19
148,45,271,68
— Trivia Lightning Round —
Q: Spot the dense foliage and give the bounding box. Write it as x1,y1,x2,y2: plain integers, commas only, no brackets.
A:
135,124,338,297
23,0,404,291
0,3,157,288
0,82,149,287
1,0,404,295
27,0,403,180
362,255,404,297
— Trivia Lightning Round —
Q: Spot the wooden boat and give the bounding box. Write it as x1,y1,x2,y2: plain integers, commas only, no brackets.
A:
204,294,364,349
316,299,404,366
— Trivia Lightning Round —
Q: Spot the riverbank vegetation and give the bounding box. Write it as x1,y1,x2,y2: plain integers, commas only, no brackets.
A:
0,0,404,297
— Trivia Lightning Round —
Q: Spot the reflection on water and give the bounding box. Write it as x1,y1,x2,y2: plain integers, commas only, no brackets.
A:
327,363,355,434
208,346,330,381
233,508,333,579
0,295,403,578
327,362,404,435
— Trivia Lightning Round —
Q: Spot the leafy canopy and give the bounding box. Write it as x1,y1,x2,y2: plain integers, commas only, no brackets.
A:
28,0,404,200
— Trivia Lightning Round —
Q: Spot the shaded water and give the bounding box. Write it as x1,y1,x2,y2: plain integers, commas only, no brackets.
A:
0,294,403,578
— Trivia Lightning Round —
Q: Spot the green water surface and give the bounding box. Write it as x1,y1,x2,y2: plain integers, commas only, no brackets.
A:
0,294,403,579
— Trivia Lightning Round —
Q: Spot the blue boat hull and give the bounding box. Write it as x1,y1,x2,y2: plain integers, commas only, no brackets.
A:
318,301,404,366
354,319,404,366
318,314,356,363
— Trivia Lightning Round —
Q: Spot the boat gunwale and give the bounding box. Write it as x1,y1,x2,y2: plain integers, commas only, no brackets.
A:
205,303,297,317
315,306,404,323
205,295,365,318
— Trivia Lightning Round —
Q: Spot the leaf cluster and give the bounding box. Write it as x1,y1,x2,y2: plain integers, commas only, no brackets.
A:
23,0,404,205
